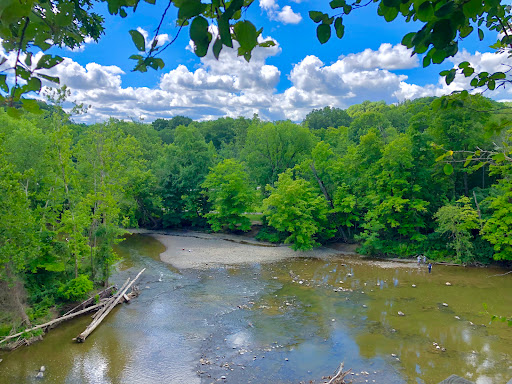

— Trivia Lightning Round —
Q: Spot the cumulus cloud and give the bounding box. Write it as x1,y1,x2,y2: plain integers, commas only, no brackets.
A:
259,0,302,24
4,37,510,124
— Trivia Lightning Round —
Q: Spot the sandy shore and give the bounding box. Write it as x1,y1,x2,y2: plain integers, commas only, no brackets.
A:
130,229,422,270
149,231,340,269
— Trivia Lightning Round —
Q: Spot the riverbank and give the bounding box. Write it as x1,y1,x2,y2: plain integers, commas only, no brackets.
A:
129,229,426,270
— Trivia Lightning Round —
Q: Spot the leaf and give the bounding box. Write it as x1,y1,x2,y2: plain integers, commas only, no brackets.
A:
329,0,345,9
25,77,42,93
35,55,64,70
0,74,8,92
234,20,258,51
190,16,211,57
7,106,22,119
478,28,484,41
463,155,473,167
38,74,60,84
129,30,146,52
213,37,222,60
309,11,325,23
435,2,455,18
493,152,506,163
177,0,207,20
443,163,454,175
22,98,42,114
417,1,433,21
334,17,344,39
317,24,331,44
401,32,415,48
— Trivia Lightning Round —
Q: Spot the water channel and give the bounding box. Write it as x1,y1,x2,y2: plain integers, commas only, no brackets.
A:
0,233,511,384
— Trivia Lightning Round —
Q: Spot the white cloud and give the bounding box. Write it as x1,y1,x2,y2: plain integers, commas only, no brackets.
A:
277,6,302,24
259,0,302,24
4,37,510,124
67,36,96,53
340,43,418,71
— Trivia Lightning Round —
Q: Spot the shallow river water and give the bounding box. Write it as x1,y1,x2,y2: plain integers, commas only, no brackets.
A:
1,234,511,384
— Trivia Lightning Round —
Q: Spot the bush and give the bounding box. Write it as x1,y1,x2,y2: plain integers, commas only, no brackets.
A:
58,275,93,301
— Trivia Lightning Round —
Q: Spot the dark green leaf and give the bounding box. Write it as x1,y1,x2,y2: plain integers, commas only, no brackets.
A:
401,32,415,48
435,2,455,18
129,29,146,52
213,37,222,59
38,74,60,84
417,1,433,21
35,55,64,70
478,28,484,40
317,24,331,44
309,11,324,23
178,0,207,20
329,0,345,9
234,20,258,50
334,17,345,39
0,74,8,92
190,16,211,57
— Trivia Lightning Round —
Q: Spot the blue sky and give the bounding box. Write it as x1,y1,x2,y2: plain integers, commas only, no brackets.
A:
17,0,510,123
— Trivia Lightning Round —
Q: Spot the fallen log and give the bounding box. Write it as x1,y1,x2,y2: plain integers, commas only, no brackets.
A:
91,278,130,320
75,268,145,343
62,285,116,317
0,301,107,346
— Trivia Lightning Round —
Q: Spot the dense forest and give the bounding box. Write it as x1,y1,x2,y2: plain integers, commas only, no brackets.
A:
1,94,512,334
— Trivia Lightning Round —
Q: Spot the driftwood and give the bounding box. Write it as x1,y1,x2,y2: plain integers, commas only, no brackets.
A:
0,301,107,346
62,285,115,317
327,363,351,384
91,279,130,320
75,268,145,343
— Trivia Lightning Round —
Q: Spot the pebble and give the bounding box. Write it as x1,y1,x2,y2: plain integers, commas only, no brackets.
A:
446,282,452,286
442,303,449,307
362,304,368,308
391,353,397,357
411,284,416,288
331,319,336,322
285,358,289,361
36,372,44,379
398,311,405,316
40,366,46,372
455,316,461,320
220,375,226,380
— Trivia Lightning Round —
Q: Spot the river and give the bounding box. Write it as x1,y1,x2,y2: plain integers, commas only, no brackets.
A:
0,233,511,384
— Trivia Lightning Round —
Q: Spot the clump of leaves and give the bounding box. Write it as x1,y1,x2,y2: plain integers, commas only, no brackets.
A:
58,275,93,302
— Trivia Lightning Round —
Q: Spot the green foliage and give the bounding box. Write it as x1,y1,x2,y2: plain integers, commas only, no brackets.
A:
263,170,332,251
202,159,255,232
482,169,512,260
58,274,93,301
434,196,480,263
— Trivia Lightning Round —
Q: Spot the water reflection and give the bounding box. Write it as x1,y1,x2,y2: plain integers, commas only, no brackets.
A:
0,234,511,384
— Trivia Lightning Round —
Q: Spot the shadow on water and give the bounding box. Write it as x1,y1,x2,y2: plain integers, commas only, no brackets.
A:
0,233,511,384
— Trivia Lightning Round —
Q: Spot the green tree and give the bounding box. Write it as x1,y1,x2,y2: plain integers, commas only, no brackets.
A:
158,124,216,228
202,159,255,232
434,196,480,263
303,106,352,130
263,170,331,251
243,121,315,188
